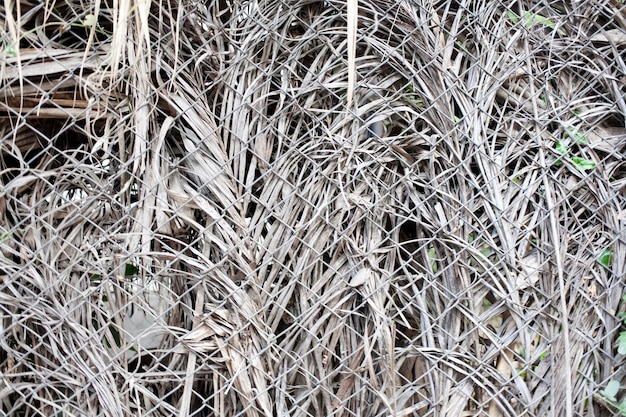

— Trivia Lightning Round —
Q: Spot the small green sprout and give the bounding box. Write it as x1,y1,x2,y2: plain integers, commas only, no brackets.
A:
603,380,620,402
599,248,614,269
566,127,588,144
479,247,493,258
522,13,557,30
5,46,17,57
507,11,520,23
571,156,596,171
427,245,438,272
125,263,139,276
406,86,424,107
555,141,568,155
105,324,122,349
508,11,565,35
618,332,626,355
600,295,626,415
455,39,471,54
553,138,595,171
600,380,626,416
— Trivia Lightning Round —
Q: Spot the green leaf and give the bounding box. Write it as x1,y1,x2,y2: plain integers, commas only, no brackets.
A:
125,263,139,276
507,11,520,23
405,86,424,107
566,127,587,144
555,141,569,155
523,12,557,30
599,248,614,268
105,324,122,349
410,96,423,107
618,331,626,355
571,156,596,171
455,40,470,54
509,10,565,35
602,379,620,402
427,246,438,272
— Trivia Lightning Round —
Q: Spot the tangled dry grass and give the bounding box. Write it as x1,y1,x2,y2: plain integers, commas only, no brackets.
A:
1,0,625,416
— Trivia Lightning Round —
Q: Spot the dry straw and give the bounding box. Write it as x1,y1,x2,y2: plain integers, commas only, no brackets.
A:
0,0,625,416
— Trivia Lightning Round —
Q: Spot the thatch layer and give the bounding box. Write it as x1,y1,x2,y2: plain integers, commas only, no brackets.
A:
1,0,625,416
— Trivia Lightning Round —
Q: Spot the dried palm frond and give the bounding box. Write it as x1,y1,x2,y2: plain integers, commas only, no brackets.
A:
0,0,625,416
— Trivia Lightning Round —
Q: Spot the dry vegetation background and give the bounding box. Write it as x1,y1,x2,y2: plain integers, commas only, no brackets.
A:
1,0,626,416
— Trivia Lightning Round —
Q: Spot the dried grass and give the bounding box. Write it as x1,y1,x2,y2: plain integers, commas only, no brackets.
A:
1,0,625,416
